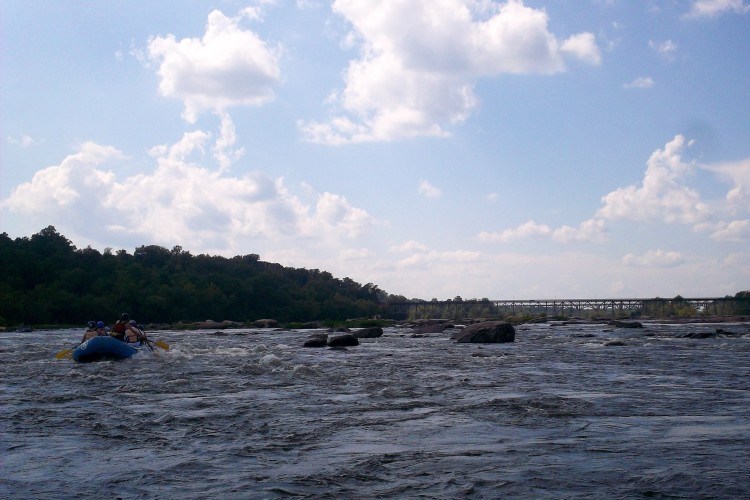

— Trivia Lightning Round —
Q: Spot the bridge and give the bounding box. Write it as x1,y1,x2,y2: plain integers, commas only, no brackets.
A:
384,297,749,320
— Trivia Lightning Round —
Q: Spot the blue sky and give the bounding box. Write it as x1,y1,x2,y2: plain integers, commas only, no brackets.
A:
2,0,749,300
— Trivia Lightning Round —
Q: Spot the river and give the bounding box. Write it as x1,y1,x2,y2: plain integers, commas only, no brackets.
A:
2,322,749,498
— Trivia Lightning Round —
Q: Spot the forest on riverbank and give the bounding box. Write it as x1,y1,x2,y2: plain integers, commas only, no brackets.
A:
0,226,398,327
2,227,748,329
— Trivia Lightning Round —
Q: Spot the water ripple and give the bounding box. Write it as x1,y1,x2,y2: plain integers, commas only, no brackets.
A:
1,323,749,498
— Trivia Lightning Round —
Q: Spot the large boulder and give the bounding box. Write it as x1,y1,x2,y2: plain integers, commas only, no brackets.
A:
353,327,383,338
303,333,328,348
327,334,359,347
453,321,515,343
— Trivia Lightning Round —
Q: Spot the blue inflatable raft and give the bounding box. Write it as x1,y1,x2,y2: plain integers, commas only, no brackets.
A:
72,336,140,363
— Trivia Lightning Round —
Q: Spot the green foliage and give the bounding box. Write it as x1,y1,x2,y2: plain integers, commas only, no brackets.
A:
0,227,389,326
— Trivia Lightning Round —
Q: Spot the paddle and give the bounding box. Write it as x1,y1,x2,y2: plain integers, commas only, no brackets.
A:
137,328,170,351
153,340,170,350
55,347,75,359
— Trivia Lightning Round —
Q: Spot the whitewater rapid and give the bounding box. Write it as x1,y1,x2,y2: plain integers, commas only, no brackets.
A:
2,322,749,498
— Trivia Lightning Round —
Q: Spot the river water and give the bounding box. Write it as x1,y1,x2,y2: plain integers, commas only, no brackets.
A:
2,322,749,499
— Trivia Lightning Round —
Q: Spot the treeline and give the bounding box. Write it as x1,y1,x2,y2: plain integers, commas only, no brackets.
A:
0,226,391,327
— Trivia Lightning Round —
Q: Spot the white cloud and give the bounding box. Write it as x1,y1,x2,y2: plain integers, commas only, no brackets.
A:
300,0,601,144
212,112,245,172
2,129,376,254
701,158,750,212
597,135,710,226
478,136,750,247
418,179,442,199
478,220,551,242
622,249,685,268
390,240,429,253
624,76,655,89
561,33,602,65
478,217,607,244
710,219,750,241
1,142,123,214
7,134,40,148
686,0,750,18
397,249,482,269
551,218,608,243
147,8,282,122
649,39,677,61
314,192,376,237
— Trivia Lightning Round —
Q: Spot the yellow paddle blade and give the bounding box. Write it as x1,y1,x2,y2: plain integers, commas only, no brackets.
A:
55,348,73,359
154,340,170,350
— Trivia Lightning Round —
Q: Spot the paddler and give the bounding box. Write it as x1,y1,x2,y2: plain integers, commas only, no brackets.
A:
124,320,146,343
110,313,143,343
80,321,98,343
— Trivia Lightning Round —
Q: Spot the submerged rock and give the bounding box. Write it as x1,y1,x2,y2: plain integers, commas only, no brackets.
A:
453,321,515,344
608,320,643,328
604,340,627,346
680,328,743,339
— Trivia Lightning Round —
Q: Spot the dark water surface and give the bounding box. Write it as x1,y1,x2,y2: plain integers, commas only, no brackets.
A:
2,322,749,498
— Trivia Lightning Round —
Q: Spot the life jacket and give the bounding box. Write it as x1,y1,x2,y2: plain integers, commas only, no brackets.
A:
111,321,127,340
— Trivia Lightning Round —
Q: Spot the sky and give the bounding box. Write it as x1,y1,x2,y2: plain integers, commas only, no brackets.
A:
2,0,749,300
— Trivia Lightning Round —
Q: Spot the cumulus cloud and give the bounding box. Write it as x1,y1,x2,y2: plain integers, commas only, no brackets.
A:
147,7,282,122
418,179,442,199
561,33,602,65
622,249,685,268
710,219,750,241
597,135,710,226
212,112,245,172
478,218,607,243
685,0,750,18
2,129,376,253
299,0,601,144
476,134,750,246
701,158,750,212
551,218,608,243
478,220,551,242
624,76,655,89
314,192,376,237
1,142,123,216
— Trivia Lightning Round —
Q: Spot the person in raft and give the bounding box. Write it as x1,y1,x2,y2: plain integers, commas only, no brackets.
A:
124,320,145,343
110,313,144,343
80,321,99,343
95,321,107,336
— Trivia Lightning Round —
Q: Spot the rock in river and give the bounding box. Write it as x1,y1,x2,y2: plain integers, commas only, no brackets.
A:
353,327,383,338
452,321,515,344
327,334,359,347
